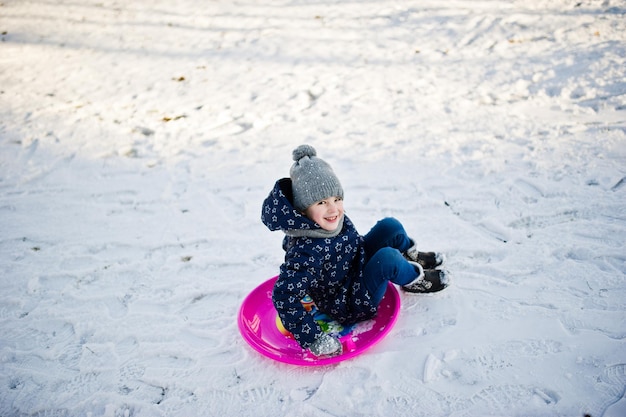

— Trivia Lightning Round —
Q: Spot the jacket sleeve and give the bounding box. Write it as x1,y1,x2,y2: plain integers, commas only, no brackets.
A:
272,250,324,349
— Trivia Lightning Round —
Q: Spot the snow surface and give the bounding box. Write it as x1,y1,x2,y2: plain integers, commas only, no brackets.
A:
1,0,625,416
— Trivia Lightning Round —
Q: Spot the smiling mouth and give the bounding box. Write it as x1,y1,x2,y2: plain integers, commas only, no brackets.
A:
325,216,338,222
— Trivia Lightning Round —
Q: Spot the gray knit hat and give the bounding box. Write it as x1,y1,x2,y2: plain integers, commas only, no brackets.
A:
290,144,344,211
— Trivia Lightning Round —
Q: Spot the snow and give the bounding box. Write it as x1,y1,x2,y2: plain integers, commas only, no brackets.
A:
0,0,624,416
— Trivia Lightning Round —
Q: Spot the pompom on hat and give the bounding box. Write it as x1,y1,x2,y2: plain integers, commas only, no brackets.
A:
290,144,344,211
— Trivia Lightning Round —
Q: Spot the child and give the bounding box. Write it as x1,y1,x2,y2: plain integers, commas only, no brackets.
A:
261,145,448,357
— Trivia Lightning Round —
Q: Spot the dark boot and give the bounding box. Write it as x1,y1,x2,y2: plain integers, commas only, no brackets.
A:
404,240,445,270
402,262,450,293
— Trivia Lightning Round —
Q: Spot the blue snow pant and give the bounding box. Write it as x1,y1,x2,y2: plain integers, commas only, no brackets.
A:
362,217,420,306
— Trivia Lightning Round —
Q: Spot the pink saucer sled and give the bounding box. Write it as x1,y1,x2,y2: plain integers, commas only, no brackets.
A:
238,276,401,366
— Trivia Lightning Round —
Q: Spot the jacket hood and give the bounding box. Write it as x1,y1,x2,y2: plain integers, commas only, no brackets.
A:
261,178,320,234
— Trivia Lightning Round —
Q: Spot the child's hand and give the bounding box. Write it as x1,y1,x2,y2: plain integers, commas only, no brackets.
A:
309,334,343,357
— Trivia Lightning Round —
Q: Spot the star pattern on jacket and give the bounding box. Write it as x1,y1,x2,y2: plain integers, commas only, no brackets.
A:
261,178,378,349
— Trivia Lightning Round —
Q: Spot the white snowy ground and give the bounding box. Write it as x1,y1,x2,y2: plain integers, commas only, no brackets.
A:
1,0,625,416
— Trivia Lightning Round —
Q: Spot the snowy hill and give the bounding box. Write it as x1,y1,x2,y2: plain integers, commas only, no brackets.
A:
0,0,624,416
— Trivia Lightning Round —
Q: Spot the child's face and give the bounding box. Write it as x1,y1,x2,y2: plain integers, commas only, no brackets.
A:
304,196,344,231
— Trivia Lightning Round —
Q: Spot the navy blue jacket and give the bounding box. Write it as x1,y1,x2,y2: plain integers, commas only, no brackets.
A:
261,178,377,348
